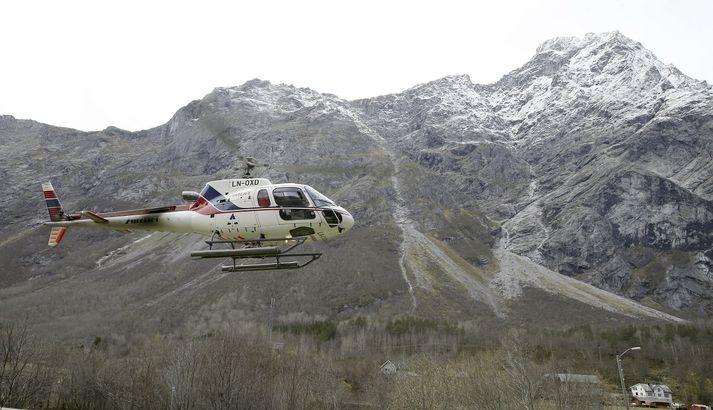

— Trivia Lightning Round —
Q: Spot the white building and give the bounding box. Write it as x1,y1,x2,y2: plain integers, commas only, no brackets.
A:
380,360,398,375
630,383,672,407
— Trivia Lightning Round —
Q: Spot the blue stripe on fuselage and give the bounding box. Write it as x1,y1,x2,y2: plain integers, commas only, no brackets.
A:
201,185,222,201
201,184,241,211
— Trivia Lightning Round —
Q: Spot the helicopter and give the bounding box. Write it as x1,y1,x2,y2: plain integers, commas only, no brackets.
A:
42,158,354,271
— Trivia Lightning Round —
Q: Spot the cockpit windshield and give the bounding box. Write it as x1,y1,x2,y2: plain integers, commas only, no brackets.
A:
305,186,335,207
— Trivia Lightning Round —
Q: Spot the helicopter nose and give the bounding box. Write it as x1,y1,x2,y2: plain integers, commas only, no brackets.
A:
339,211,354,233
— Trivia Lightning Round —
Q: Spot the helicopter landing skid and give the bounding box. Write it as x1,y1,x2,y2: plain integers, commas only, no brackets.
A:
191,236,321,272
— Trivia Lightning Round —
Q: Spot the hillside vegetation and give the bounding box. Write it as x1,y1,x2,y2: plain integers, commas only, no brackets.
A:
2,318,712,409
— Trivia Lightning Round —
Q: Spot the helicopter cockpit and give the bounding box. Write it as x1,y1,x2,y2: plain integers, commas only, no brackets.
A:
272,184,353,231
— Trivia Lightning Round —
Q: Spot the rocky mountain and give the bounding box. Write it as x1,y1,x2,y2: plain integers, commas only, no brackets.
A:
1,31,711,341
353,31,713,314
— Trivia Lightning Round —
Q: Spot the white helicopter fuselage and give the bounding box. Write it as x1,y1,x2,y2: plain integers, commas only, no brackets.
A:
43,178,354,245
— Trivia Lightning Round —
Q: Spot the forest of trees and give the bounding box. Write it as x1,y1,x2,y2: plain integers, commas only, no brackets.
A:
1,317,712,409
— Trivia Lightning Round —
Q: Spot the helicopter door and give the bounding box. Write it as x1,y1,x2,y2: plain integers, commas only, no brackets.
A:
255,188,278,228
272,187,316,225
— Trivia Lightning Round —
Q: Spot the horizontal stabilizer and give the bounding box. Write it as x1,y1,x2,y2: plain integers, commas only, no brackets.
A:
81,211,109,223
48,227,66,247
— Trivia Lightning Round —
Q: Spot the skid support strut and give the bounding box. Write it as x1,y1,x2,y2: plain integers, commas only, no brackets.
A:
191,236,321,272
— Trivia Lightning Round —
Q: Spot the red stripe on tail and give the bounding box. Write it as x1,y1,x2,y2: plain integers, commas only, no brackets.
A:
42,182,66,222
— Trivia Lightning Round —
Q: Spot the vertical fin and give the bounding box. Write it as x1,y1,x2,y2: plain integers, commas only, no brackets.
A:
42,182,66,222
48,227,66,247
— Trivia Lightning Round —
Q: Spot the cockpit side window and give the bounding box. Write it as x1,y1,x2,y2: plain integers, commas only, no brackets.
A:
305,186,335,207
273,187,310,207
273,187,314,220
257,189,271,207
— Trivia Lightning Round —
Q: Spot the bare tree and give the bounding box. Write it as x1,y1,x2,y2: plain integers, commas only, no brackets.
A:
0,321,52,409
55,348,109,410
544,371,603,410
95,348,164,409
164,341,202,410
196,332,272,410
501,331,546,410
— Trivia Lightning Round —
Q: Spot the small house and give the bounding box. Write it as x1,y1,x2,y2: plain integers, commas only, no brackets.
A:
630,383,672,408
380,360,398,375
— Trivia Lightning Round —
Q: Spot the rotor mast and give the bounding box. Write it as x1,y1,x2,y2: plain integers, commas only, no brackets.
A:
241,157,264,179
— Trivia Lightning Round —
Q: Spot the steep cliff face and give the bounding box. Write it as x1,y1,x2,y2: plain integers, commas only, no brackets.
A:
0,32,710,340
352,31,713,313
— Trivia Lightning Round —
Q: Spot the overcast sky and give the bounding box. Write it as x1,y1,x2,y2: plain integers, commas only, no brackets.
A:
1,0,711,131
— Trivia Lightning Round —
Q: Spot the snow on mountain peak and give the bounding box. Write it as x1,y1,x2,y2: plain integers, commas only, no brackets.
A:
530,31,704,90
203,79,349,118
536,31,635,55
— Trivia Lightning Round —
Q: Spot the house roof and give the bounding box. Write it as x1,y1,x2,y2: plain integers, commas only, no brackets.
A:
380,360,396,369
652,384,672,393
631,383,671,393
